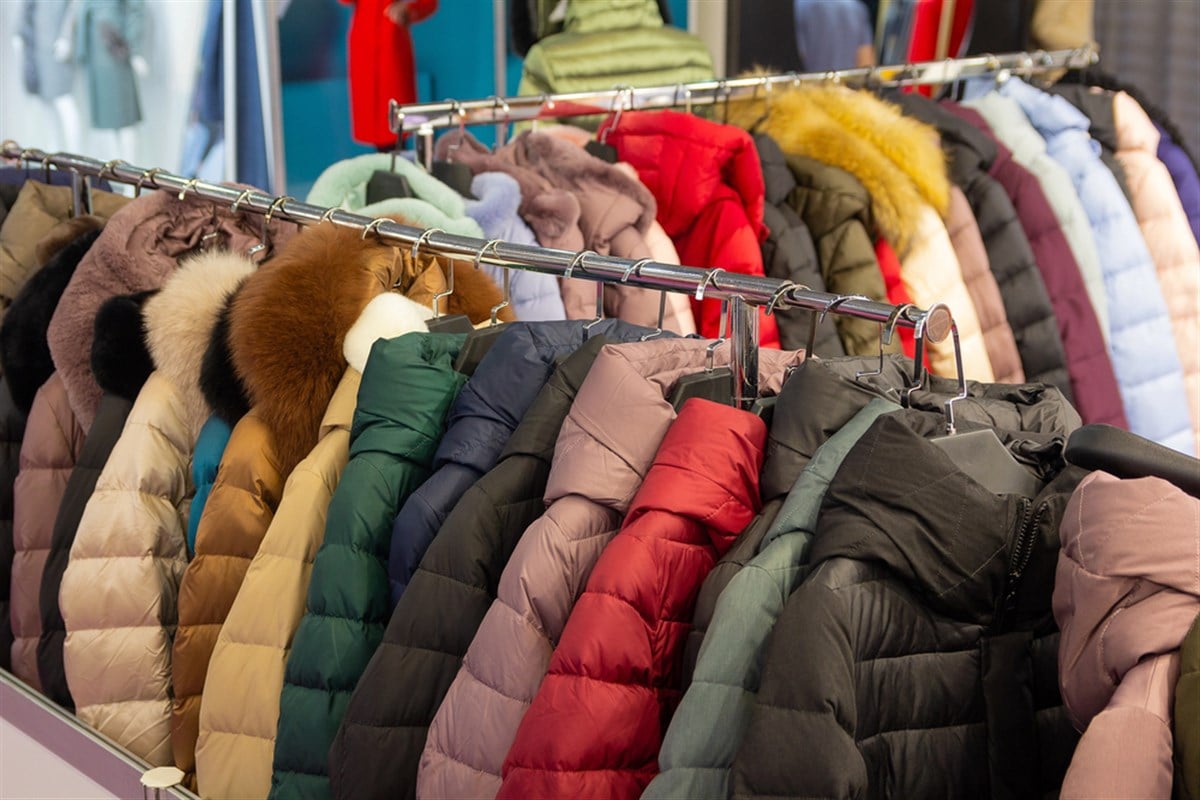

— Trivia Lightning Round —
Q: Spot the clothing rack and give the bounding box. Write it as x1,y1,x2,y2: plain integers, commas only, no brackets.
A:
1,142,955,408
389,45,1097,142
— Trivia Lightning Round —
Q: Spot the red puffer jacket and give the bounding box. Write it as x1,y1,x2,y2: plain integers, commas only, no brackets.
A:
599,110,781,347
497,397,765,800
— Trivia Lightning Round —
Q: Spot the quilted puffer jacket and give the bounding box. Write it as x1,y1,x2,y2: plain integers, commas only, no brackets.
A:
60,249,248,764
462,172,566,322
193,292,430,800
598,110,781,347
36,290,156,709
1155,123,1200,246
270,332,467,800
943,102,1125,428
326,328,652,800
1054,471,1200,800
187,416,232,552
1111,91,1200,453
1180,613,1200,800
418,338,804,800
0,377,19,671
732,408,1087,799
970,84,1191,453
517,0,713,101
753,133,840,357
498,398,766,800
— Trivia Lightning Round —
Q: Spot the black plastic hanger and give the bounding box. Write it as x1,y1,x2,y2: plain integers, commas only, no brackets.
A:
430,101,477,199
1065,425,1200,499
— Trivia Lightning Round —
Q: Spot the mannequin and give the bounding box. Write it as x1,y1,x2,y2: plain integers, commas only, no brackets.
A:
75,0,146,162
14,0,82,152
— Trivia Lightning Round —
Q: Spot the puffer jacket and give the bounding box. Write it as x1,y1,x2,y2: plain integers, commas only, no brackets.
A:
1111,91,1200,453
1179,613,1200,800
784,155,890,358
753,133,840,357
517,0,713,100
498,398,766,800
985,79,1192,454
943,102,1125,427
875,239,921,359
418,338,805,800
270,332,467,800
194,292,430,800
946,98,1108,342
47,190,294,432
36,290,156,709
1,228,99,687
60,250,248,764
0,375,18,671
306,152,484,235
328,328,653,800
1050,83,1134,205
187,416,232,552
0,181,127,320
597,110,781,347
1054,471,1200,800
899,202,995,382
946,185,1023,383
462,172,566,322
1155,123,1200,246
732,407,1087,799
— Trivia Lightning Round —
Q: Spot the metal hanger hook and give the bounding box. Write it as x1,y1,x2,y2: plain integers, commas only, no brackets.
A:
231,189,256,214
134,167,163,197
263,195,293,226
413,228,450,317
41,153,54,182
601,85,634,143
318,207,339,226
856,303,913,381
620,257,654,283
410,226,444,259
177,178,201,201
563,249,594,281
705,300,731,372
765,281,801,316
695,267,726,302
473,238,504,271
360,217,390,240
99,159,126,180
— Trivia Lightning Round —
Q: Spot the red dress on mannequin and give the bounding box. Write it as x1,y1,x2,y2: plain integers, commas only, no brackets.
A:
341,0,437,147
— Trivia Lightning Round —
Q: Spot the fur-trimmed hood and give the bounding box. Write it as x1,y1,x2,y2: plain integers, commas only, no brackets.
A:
434,130,585,251
0,228,101,415
728,85,950,255
91,290,157,403
305,152,484,236
199,294,252,427
143,250,257,437
342,291,432,372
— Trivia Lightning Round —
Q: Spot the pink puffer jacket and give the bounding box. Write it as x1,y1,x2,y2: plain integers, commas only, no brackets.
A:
417,338,804,800
1054,470,1200,800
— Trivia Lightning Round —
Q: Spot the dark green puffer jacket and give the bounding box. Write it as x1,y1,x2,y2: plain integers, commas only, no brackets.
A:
518,0,713,103
269,332,467,800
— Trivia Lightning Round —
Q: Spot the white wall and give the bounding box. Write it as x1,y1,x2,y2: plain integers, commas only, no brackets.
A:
0,0,210,171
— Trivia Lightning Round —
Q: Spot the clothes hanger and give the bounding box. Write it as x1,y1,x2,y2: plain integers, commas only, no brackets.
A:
851,302,912,401
618,259,665,341
412,227,475,334
452,239,509,375
917,304,1043,497
429,100,476,199
670,293,733,411
246,194,291,262
806,293,869,361
134,166,163,197
231,188,268,260
588,86,631,164
1065,425,1200,500
492,95,511,148
583,279,606,336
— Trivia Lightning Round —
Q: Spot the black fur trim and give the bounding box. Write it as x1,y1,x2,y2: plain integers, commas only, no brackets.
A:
91,291,157,402
200,298,251,425
0,229,101,415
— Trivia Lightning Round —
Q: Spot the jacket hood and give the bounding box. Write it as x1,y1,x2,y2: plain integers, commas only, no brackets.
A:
1054,471,1200,729
565,0,663,32
46,190,290,431
728,87,939,255
890,92,997,185
0,227,100,415
785,154,874,240
1001,78,1096,141
597,109,766,240
91,290,157,403
546,338,804,513
305,153,484,236
463,172,523,237
343,291,432,373
940,102,1021,176
143,250,257,436
626,397,765,552
810,408,1072,626
200,297,251,426
34,214,107,267
754,132,798,207
961,92,1058,165
434,130,585,251
1112,90,1162,155
228,221,418,477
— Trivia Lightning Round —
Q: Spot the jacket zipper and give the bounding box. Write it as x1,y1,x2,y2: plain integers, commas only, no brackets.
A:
999,498,1045,625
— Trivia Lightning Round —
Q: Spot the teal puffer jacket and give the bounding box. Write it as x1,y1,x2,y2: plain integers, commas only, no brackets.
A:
269,333,466,800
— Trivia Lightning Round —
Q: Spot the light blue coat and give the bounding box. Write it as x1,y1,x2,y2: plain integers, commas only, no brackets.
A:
463,172,566,322
969,80,1194,455
643,399,896,800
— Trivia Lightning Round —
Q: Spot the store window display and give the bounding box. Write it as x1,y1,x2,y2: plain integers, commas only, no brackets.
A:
13,0,81,152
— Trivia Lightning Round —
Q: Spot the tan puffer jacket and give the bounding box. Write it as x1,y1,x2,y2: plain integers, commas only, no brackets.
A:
194,292,430,799
60,251,251,765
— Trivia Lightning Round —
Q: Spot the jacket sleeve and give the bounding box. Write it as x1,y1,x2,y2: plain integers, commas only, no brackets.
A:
60,372,191,767
194,433,349,800
417,500,622,800
171,413,283,779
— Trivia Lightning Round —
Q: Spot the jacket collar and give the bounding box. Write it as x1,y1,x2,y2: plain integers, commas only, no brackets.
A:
964,92,1056,163
1112,90,1161,155
1000,78,1097,144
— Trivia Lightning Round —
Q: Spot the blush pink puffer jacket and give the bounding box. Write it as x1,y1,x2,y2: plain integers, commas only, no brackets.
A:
417,338,804,800
1054,470,1200,800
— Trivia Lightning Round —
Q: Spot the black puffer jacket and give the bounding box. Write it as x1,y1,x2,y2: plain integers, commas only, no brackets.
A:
732,405,1086,800
893,93,1070,397
327,324,657,800
754,133,841,358
35,291,156,707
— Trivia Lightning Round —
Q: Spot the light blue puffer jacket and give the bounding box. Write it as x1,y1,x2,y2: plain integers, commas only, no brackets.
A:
463,172,567,322
968,81,1193,455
